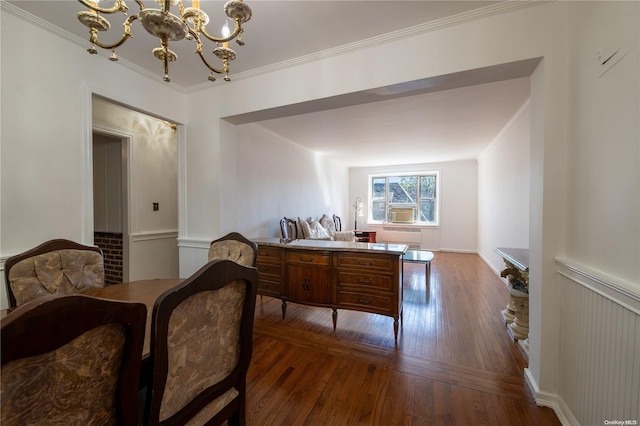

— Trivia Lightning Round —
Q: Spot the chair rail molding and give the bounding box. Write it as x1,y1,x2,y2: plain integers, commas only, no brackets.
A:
177,237,212,250
555,257,640,313
131,230,179,242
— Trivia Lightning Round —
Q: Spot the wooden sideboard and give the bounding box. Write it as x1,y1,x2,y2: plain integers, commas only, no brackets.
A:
254,238,407,344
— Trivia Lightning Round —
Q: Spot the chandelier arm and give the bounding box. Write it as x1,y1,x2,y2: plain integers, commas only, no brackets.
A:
90,15,138,50
195,50,227,75
187,29,225,74
198,18,243,43
133,0,146,11
77,0,128,14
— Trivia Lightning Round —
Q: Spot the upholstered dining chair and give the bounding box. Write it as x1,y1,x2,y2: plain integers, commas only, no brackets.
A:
4,238,105,308
143,259,259,426
208,232,258,267
1,294,146,426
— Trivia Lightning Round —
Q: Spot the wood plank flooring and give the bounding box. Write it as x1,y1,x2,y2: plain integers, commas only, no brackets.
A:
246,252,560,425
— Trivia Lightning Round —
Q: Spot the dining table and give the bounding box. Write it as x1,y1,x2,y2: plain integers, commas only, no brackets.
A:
1,278,184,360
84,278,184,358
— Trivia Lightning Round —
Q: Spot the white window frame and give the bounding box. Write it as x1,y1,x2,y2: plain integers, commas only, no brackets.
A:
368,171,439,226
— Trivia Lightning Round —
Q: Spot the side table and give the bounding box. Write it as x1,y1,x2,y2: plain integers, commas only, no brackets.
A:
354,230,377,243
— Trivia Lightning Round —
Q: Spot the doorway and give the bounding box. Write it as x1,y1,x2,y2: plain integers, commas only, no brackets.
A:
93,132,129,284
91,96,179,282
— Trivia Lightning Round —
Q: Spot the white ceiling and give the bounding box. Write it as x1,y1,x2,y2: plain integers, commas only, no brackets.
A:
6,0,535,167
251,76,531,167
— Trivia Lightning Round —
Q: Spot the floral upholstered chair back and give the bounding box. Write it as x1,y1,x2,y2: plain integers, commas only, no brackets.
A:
145,260,258,425
1,294,146,426
207,232,258,267
4,239,105,308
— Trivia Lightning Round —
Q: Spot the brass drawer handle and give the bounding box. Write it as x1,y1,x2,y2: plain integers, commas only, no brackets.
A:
300,256,314,262
357,297,373,304
358,278,372,284
356,260,373,266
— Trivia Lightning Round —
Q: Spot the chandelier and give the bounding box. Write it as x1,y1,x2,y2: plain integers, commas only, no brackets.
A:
77,0,252,83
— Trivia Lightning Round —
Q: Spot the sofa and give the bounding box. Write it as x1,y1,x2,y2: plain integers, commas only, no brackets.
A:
281,214,355,241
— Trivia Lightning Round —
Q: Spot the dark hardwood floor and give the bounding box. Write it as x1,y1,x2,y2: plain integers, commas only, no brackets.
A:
246,252,560,425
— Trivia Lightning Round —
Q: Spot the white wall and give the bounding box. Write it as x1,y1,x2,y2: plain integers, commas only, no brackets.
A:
176,121,351,275
233,123,350,239
478,100,531,273
349,160,478,252
565,1,639,288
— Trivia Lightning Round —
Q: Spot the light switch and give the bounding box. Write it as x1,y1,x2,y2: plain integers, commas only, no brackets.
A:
153,202,159,211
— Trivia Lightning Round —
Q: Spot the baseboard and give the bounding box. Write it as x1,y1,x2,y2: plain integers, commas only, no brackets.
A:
524,368,579,426
477,251,502,275
436,248,477,254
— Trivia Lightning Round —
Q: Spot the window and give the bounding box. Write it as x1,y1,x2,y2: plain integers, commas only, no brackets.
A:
370,173,438,225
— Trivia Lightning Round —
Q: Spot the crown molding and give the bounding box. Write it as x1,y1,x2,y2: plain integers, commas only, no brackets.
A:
1,1,188,92
3,1,544,94
222,1,544,85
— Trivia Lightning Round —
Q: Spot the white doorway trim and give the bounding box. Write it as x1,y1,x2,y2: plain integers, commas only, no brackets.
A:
80,85,185,282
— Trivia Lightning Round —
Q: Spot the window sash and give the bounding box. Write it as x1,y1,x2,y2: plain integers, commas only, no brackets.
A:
369,173,438,224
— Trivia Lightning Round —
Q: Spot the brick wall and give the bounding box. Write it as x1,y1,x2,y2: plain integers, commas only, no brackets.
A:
94,232,123,285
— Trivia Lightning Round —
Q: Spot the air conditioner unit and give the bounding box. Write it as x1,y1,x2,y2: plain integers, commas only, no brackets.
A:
390,208,415,223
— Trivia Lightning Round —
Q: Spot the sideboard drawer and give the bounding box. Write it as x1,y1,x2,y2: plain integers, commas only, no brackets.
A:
256,262,282,278
257,246,284,263
286,251,330,266
337,271,393,292
337,290,392,315
336,255,392,270
257,279,281,298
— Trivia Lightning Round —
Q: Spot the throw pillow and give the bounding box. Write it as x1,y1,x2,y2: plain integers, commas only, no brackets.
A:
308,221,332,240
319,215,336,237
298,217,311,239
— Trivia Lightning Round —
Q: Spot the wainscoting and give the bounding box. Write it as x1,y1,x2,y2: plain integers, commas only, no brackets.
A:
555,260,640,424
129,231,179,281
